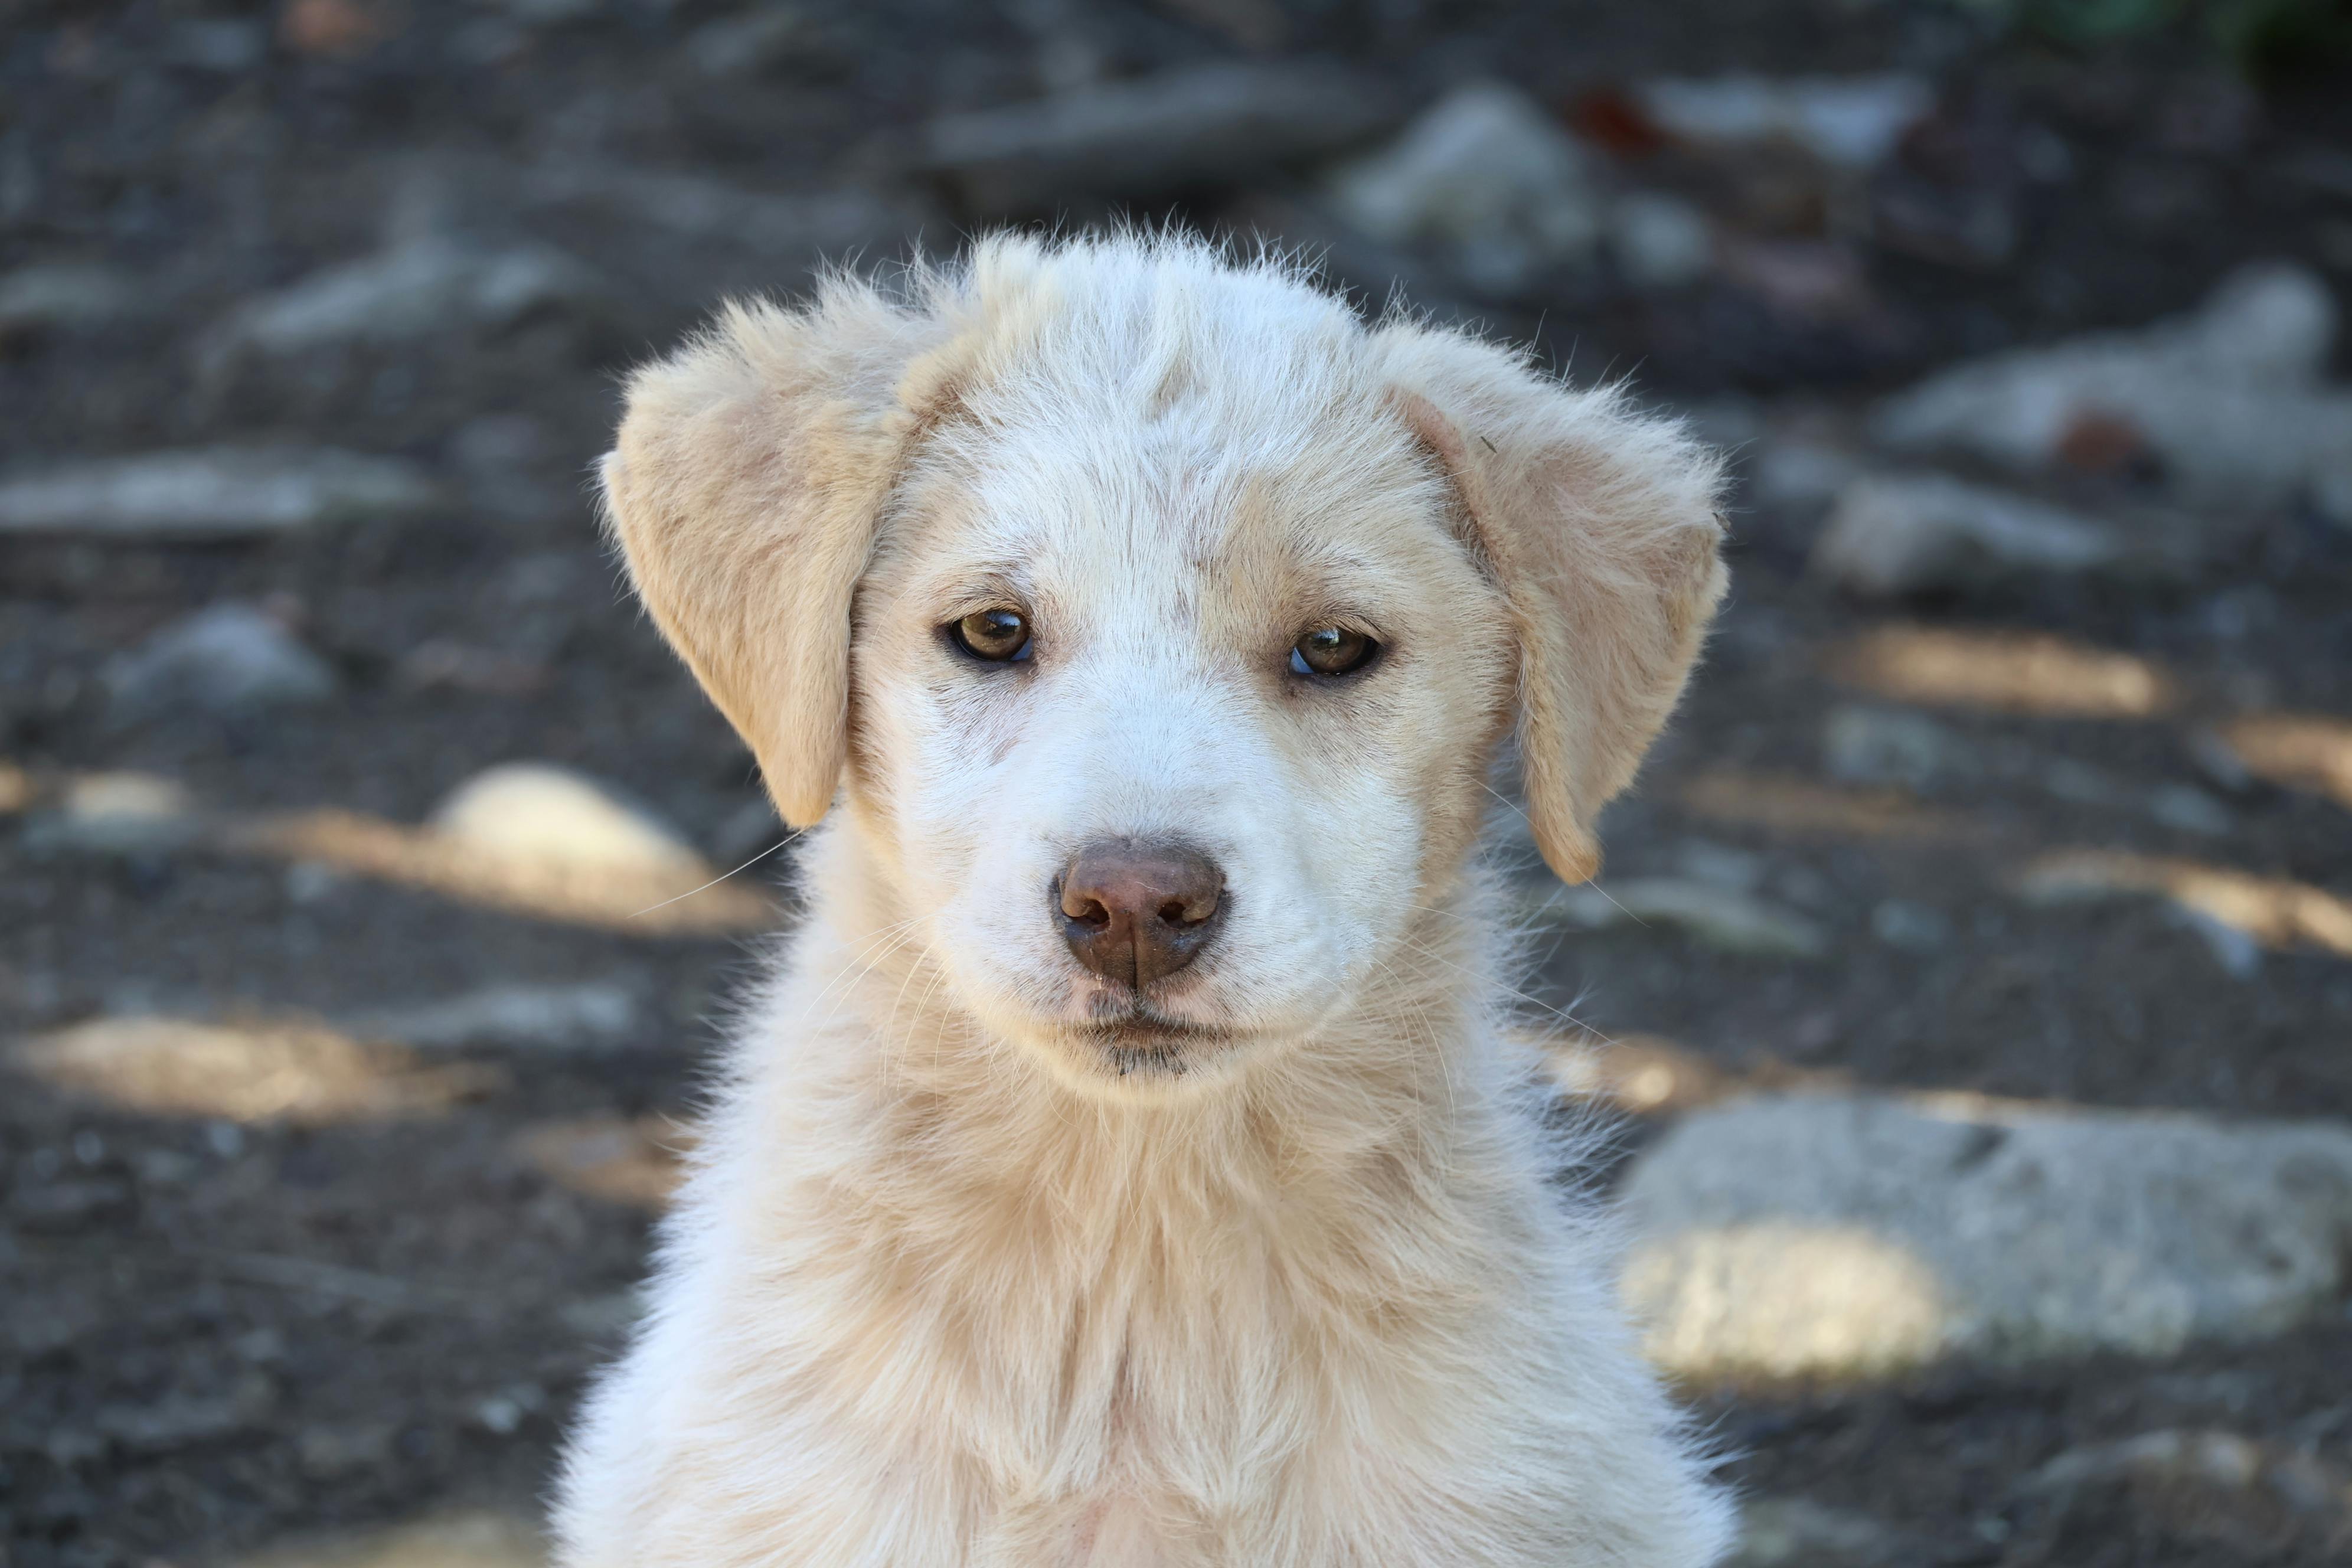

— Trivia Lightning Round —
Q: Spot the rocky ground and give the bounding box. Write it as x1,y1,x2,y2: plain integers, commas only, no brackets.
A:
6,2,2352,1564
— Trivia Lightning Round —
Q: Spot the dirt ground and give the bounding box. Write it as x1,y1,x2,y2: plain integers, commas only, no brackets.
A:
5,2,2352,1564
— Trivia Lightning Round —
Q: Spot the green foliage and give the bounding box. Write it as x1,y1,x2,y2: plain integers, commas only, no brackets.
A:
2210,0,2352,79
2021,0,2186,44
1964,0,2352,80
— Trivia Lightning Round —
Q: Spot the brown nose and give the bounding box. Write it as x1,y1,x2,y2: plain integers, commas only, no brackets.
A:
1056,839,1225,989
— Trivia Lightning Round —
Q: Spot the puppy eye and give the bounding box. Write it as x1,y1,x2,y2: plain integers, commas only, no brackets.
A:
950,607,1033,663
1290,626,1377,678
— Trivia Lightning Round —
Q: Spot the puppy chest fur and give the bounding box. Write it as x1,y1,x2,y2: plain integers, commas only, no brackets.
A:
557,233,1734,1567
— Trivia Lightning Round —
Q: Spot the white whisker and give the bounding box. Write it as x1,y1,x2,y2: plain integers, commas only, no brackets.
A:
628,829,806,920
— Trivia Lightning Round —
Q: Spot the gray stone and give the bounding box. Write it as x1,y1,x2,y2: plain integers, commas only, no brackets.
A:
1635,74,1935,169
1749,439,1864,518
104,603,336,720
1325,81,1602,296
1672,839,1769,894
9,1177,135,1234
449,412,552,473
0,263,148,338
164,18,267,72
518,164,923,267
1608,191,1714,289
1622,1093,2352,1381
2149,783,2235,837
1873,262,2352,523
94,1388,267,1453
298,1422,398,1479
445,18,533,68
685,7,811,76
449,412,567,524
2188,728,2259,793
492,0,600,24
2169,907,2266,980
1870,899,1952,953
1811,472,2173,598
1822,703,1975,791
350,982,643,1054
469,1383,547,1436
284,860,348,904
0,446,440,540
914,62,1397,213
1732,1498,1903,1567
429,764,705,878
2039,756,2133,809
19,772,202,858
204,237,612,369
1527,877,1830,959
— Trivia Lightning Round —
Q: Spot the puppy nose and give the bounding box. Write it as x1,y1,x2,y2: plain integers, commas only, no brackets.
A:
1056,839,1225,989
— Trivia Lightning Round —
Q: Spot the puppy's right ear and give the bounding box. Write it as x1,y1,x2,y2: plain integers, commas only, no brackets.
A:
600,287,960,828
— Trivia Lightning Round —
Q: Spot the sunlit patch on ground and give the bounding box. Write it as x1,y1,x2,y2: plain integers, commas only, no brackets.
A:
511,1114,696,1210
2214,713,2352,811
1824,625,2175,718
1536,1029,1846,1116
13,767,204,854
219,808,772,936
2017,850,2352,959
9,1015,502,1123
7,762,774,935
1677,770,1984,841
1625,1221,1952,1386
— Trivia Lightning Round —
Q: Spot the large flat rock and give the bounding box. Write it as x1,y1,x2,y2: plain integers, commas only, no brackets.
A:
1621,1093,2352,1383
0,447,440,540
909,62,1399,212
1870,262,2352,524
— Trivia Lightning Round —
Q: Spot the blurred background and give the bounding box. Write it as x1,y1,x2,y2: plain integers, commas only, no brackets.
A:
5,2,2352,1564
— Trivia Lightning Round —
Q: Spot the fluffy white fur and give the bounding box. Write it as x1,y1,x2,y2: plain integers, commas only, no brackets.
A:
557,233,1733,1567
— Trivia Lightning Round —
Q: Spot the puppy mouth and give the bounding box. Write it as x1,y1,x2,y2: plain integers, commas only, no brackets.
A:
1065,1008,1230,1075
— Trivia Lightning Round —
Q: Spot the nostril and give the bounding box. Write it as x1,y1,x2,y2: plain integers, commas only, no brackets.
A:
1157,897,1205,927
1055,876,1112,929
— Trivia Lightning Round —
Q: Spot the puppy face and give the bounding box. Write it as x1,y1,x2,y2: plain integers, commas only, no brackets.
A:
600,236,1726,1100
848,383,1514,1092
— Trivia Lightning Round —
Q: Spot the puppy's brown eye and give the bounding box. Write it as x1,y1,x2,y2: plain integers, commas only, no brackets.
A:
950,607,1032,663
1290,626,1377,678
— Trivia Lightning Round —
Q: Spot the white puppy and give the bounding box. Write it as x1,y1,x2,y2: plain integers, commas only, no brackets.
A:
556,232,1733,1567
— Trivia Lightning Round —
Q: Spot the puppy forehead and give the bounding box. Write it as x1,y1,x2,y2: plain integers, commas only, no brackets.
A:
904,400,1454,620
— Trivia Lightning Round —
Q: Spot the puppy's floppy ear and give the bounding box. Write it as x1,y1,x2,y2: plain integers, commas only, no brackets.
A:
1380,327,1728,885
600,283,961,828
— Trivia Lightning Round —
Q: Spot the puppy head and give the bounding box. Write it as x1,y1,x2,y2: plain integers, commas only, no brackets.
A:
603,236,1725,1097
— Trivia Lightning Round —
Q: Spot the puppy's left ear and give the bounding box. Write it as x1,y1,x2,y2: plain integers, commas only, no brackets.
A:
1380,326,1728,885
599,285,962,828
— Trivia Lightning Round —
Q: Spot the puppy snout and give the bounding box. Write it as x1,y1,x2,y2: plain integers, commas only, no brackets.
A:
1056,840,1225,989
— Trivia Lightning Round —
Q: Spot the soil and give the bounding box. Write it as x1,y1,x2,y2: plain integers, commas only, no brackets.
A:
4,3,2351,1565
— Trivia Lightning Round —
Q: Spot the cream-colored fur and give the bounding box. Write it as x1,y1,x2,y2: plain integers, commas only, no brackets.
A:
558,233,1733,1567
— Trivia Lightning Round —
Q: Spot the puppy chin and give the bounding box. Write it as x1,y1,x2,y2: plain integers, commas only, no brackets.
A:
933,932,1351,1100
957,972,1265,1101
